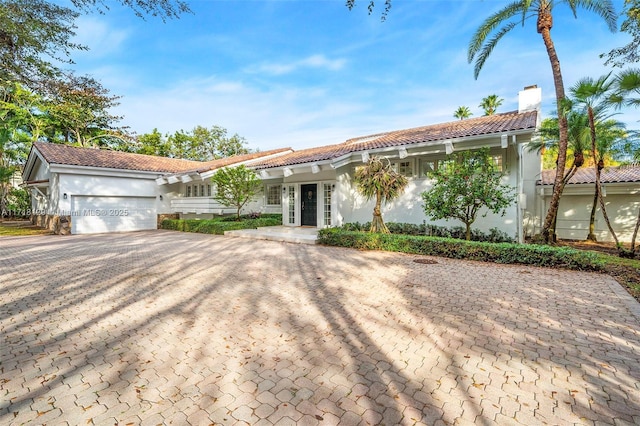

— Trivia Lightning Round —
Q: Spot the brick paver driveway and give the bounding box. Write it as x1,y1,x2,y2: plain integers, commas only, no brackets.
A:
1,231,639,425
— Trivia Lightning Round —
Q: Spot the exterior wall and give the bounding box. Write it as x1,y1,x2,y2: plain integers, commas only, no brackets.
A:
333,144,538,241
520,142,542,239
29,165,168,234
56,173,160,215
173,179,283,216
539,183,640,242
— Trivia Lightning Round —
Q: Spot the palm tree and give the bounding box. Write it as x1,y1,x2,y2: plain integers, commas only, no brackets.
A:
453,106,473,120
479,94,503,116
468,0,617,243
530,111,590,239
570,74,623,248
613,69,640,255
354,156,408,233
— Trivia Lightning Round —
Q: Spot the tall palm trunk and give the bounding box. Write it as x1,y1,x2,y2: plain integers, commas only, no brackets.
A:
370,191,389,234
587,107,621,249
587,185,599,241
538,6,570,244
587,159,604,241
631,207,640,255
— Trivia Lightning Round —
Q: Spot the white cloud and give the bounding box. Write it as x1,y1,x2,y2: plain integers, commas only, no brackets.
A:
73,16,131,58
247,54,347,76
115,75,369,151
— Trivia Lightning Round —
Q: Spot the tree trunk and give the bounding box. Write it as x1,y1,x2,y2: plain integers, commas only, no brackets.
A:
465,222,471,241
631,206,640,255
587,106,621,250
370,191,389,233
538,11,569,244
586,185,598,241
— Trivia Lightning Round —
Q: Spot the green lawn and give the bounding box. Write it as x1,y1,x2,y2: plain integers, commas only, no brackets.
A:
0,221,52,236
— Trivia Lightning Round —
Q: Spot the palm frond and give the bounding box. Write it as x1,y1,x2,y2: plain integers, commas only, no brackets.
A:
473,21,517,79
571,0,618,31
468,1,523,63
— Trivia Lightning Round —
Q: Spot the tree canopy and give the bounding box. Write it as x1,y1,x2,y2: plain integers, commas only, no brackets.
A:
422,148,515,241
135,125,251,161
354,156,408,233
211,165,262,220
603,0,640,67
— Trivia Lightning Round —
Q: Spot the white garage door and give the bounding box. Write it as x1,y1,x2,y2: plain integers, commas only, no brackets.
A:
71,196,157,234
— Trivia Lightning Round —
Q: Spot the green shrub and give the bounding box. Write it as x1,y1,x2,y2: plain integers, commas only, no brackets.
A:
317,228,607,272
337,222,514,243
161,215,282,235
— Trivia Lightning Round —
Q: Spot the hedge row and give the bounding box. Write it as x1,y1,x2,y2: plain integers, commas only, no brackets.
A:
340,222,515,243
317,228,608,271
161,215,282,235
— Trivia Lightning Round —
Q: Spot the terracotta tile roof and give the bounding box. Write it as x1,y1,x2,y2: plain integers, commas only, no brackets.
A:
175,148,293,175
250,110,538,169
539,165,640,185
32,142,291,174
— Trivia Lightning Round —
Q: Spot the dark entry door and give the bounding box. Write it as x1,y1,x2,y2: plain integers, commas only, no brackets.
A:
301,184,317,226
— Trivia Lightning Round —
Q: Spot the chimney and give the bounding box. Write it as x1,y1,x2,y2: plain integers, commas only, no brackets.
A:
518,85,541,113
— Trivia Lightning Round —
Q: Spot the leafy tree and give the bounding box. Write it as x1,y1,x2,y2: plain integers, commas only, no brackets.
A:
354,156,408,233
211,165,262,220
69,0,190,20
0,0,189,93
0,0,84,90
422,148,515,241
479,94,503,116
136,125,250,161
468,0,617,243
603,0,640,67
136,129,171,157
190,125,250,160
44,74,124,146
3,187,30,218
167,129,194,159
453,106,473,120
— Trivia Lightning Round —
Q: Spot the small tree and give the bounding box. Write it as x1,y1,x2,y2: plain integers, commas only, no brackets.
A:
453,106,473,120
479,95,503,116
211,165,262,220
354,156,408,233
422,148,515,240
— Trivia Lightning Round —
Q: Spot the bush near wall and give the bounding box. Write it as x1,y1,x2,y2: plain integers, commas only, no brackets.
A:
317,228,608,271
161,214,282,235
340,222,515,243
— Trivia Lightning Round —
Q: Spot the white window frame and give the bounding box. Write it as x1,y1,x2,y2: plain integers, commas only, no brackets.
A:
266,184,282,206
391,159,415,178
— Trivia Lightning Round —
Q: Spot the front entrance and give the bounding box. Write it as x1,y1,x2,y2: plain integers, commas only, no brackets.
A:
300,184,317,226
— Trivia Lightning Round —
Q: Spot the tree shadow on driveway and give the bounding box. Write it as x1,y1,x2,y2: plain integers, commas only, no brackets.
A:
1,231,639,425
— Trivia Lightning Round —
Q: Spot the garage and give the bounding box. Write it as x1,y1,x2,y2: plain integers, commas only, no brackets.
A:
71,196,157,234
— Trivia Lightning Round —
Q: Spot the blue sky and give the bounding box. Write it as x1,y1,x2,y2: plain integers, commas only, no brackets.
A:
65,0,635,151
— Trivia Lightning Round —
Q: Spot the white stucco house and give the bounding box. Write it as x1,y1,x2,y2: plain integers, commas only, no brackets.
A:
23,85,563,241
22,83,640,242
22,144,291,234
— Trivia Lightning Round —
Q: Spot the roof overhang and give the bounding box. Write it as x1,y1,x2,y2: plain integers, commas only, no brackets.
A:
537,181,639,196
157,149,295,185
327,130,532,170
49,164,166,179
21,179,50,187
